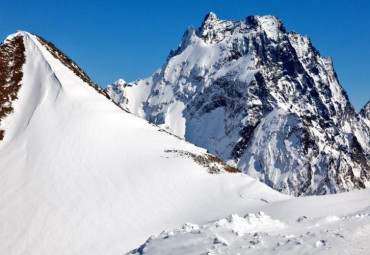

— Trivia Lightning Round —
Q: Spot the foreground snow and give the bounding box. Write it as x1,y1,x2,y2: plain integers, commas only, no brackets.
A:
128,189,370,254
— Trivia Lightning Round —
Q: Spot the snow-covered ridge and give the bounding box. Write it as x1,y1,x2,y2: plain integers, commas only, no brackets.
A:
0,30,288,254
35,34,111,100
107,13,370,196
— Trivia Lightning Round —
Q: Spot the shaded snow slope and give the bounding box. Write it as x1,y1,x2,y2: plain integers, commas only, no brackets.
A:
107,13,370,196
0,32,287,255
128,188,370,254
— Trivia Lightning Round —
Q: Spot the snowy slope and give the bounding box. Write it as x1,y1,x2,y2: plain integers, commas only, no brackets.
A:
128,188,370,254
0,32,287,254
107,13,370,196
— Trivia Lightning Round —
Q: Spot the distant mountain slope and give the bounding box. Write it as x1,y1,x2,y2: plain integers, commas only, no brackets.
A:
107,13,370,196
361,100,370,126
0,31,285,255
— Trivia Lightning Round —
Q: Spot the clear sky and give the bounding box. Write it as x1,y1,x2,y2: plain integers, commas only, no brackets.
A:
0,0,369,110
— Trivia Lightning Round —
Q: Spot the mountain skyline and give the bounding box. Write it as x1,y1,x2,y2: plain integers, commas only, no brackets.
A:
1,0,369,110
1,11,370,254
107,13,370,196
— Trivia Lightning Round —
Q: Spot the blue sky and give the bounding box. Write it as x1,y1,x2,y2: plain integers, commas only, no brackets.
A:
0,0,369,110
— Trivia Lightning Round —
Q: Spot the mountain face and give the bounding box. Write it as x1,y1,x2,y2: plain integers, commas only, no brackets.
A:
0,31,285,254
361,100,370,126
106,13,370,196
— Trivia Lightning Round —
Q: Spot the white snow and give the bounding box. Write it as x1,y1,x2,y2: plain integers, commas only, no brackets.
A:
128,189,370,254
0,32,286,255
161,100,186,137
1,26,369,255
255,15,283,40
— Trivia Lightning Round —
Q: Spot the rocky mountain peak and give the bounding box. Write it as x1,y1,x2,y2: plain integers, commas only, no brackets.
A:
201,12,219,25
247,15,286,36
106,14,370,196
197,13,286,44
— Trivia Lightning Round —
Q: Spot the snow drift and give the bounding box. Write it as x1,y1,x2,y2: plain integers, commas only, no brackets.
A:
128,189,370,254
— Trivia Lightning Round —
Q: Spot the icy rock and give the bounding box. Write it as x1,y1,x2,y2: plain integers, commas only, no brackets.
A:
107,13,370,196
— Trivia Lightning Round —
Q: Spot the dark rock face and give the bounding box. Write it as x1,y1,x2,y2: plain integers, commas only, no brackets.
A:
0,35,25,140
107,13,370,196
361,100,370,122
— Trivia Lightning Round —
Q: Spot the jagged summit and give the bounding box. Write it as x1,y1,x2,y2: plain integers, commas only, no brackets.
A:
202,12,219,24
107,14,370,196
199,12,284,31
197,13,286,44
